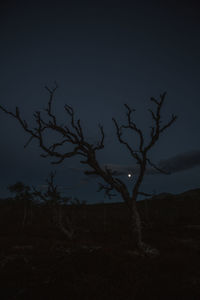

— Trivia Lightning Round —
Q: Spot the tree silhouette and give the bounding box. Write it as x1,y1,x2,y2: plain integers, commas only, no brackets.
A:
33,172,74,239
8,181,33,227
0,85,177,253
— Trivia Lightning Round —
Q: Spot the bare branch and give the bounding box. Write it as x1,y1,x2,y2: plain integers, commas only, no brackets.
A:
123,104,144,151
160,114,177,133
84,169,98,176
64,104,80,135
46,171,58,194
24,136,34,148
145,92,177,153
0,86,103,165
44,82,58,125
32,187,46,202
112,117,141,163
98,182,116,199
146,158,171,175
94,124,105,151
32,172,59,203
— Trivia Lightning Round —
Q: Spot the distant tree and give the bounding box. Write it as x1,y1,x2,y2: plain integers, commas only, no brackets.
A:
0,85,177,254
33,172,74,239
8,181,33,227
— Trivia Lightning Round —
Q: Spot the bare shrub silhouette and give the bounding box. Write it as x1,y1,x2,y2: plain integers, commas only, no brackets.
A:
33,172,74,239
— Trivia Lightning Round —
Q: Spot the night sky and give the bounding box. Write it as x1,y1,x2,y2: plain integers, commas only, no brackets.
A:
0,0,200,202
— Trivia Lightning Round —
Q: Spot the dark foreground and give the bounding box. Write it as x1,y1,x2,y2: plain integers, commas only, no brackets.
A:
0,193,200,300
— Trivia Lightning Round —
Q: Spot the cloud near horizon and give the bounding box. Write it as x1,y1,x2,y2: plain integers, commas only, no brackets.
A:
70,150,200,178
104,150,200,176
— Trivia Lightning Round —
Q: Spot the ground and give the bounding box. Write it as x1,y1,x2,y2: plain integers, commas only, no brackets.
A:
0,197,200,300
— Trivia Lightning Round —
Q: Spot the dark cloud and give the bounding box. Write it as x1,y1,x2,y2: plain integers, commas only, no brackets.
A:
158,150,200,174
103,150,200,176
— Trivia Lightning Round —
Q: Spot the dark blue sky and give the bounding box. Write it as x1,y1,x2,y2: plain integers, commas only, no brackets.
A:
0,0,200,202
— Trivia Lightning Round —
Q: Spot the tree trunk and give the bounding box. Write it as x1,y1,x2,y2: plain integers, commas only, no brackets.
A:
129,198,160,256
130,202,143,250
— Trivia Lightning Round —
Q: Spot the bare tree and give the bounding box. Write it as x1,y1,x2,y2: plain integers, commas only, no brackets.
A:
33,172,74,239
0,85,177,253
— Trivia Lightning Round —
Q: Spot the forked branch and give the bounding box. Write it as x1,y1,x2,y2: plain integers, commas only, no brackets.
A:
0,85,106,165
112,92,177,199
